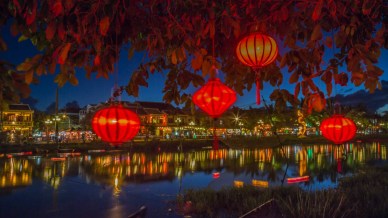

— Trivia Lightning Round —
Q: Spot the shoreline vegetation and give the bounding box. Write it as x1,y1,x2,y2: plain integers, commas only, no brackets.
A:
1,134,388,154
176,164,388,218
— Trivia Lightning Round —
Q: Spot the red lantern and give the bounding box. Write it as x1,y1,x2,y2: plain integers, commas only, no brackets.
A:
92,104,140,145
319,115,357,144
193,78,237,119
236,33,278,105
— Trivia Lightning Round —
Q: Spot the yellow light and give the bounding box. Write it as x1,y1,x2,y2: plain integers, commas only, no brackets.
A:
252,179,268,188
234,180,244,188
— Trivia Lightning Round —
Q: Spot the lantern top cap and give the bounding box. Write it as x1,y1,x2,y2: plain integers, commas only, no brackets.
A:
208,78,221,82
245,32,275,39
331,114,344,117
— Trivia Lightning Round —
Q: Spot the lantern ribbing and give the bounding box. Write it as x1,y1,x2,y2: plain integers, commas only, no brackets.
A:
92,104,140,145
193,78,237,119
236,33,278,105
320,115,357,144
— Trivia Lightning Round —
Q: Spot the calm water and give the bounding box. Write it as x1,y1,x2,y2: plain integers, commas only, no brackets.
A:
0,142,386,217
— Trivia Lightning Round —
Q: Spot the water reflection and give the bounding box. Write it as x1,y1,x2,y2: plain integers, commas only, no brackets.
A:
0,142,386,217
0,142,386,191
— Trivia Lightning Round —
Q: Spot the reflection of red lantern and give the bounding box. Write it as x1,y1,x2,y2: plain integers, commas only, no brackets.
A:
287,176,310,184
236,33,278,105
320,115,357,145
92,104,140,145
193,78,236,119
212,172,220,179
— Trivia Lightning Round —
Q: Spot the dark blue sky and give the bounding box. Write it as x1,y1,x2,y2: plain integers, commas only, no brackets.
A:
1,24,387,111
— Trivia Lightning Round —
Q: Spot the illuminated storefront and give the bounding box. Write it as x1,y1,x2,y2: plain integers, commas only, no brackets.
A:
1,104,34,143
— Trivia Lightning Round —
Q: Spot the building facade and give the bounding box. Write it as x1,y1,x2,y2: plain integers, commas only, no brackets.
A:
0,104,34,143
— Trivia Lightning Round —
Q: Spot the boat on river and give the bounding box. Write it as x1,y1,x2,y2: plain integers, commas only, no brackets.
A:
128,205,147,218
239,199,283,218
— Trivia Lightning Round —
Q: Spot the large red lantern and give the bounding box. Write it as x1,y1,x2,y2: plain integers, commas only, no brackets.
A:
319,115,357,144
236,33,278,105
193,78,236,150
193,78,237,119
92,104,140,145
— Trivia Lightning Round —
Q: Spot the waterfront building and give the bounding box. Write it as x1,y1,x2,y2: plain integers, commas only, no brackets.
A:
0,104,34,143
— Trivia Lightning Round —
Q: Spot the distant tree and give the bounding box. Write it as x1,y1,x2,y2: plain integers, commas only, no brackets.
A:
0,61,30,107
80,111,94,131
1,0,385,113
63,100,80,113
32,110,47,132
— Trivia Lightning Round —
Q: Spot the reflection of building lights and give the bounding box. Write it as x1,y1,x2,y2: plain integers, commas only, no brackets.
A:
252,179,268,188
234,180,244,188
114,176,118,187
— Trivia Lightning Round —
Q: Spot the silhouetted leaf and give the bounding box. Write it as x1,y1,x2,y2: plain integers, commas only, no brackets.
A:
99,16,110,36
58,43,72,64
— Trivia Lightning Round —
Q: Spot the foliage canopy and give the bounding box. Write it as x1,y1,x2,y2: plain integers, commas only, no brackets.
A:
0,0,386,112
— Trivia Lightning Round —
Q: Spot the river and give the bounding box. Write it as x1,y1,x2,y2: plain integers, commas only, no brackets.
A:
0,142,386,217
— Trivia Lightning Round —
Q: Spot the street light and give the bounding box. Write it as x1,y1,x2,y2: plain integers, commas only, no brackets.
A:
52,115,61,147
62,115,71,129
45,119,53,144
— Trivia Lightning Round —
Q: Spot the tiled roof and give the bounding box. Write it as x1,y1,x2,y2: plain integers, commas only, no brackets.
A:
143,108,164,115
126,106,147,115
135,101,176,111
8,104,32,111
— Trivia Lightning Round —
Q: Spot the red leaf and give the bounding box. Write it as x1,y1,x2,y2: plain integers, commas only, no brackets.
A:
312,0,323,21
294,83,300,99
94,55,101,66
10,22,19,36
25,1,37,25
335,72,348,86
99,17,110,36
58,43,72,64
58,23,65,40
51,1,63,17
46,22,57,41
310,94,326,112
280,6,288,21
12,0,22,14
25,70,34,84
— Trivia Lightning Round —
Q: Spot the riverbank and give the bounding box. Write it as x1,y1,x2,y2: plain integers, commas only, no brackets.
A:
1,134,388,154
177,163,388,218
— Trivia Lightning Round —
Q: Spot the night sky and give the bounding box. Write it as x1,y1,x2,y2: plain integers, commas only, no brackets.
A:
1,22,387,111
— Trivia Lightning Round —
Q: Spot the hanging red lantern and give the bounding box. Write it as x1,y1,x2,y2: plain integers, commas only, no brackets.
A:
193,78,236,150
193,78,237,119
92,104,140,145
319,115,357,144
236,33,278,105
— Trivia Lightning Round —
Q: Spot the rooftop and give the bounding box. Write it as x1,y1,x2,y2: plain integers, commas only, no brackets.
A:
7,104,33,111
